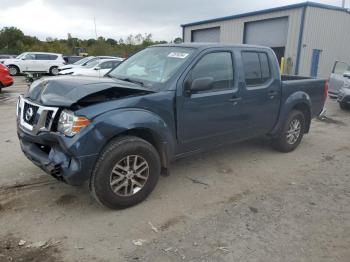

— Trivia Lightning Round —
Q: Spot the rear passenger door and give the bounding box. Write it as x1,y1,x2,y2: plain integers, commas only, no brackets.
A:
238,50,280,134
34,54,50,71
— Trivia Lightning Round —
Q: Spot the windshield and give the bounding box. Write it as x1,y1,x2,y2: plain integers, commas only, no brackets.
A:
16,53,27,59
83,58,98,67
84,59,100,69
73,56,91,65
108,47,194,86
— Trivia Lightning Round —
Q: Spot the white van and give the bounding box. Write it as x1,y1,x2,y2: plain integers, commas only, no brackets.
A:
4,52,65,76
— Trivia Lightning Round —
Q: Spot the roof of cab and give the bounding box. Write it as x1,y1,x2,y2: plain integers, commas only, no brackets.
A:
153,43,272,50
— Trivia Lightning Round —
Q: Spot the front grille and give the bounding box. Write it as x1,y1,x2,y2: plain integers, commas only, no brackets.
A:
18,96,59,134
23,102,39,125
45,110,54,129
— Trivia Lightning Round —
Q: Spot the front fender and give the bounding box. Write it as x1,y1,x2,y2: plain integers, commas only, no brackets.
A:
270,91,312,136
66,108,176,160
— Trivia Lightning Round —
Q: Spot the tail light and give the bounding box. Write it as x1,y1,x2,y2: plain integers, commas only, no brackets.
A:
324,80,329,102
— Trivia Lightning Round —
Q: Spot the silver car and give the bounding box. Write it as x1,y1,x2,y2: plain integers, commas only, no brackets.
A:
329,61,350,98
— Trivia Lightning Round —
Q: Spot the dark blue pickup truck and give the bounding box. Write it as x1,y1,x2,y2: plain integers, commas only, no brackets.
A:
17,44,327,209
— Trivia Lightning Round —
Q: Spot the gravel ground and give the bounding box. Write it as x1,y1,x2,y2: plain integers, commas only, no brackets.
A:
0,77,349,262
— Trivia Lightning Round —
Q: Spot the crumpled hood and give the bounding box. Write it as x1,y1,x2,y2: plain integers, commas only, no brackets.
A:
25,76,151,107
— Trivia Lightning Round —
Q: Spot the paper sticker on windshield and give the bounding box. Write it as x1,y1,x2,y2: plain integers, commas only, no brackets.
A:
168,52,189,59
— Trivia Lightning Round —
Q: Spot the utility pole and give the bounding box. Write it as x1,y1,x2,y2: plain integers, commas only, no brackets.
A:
94,17,98,39
342,0,346,8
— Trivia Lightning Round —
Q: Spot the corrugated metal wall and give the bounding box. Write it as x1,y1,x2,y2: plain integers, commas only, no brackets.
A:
183,8,303,73
299,7,350,78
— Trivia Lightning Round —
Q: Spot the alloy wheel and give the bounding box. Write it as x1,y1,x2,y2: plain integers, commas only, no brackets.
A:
286,118,301,145
109,155,149,197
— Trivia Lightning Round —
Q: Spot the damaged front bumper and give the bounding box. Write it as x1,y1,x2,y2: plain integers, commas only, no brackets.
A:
17,126,97,186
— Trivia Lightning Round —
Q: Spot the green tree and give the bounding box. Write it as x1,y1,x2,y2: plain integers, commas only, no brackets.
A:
0,27,25,53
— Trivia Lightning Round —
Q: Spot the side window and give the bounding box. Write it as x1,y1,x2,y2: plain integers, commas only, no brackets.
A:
111,61,121,68
48,55,58,60
191,52,233,92
333,61,350,75
35,54,49,60
100,61,112,69
242,51,271,87
259,53,270,82
24,53,35,60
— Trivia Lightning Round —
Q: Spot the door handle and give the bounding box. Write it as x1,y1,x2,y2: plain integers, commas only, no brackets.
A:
229,96,242,105
268,91,278,99
269,91,278,95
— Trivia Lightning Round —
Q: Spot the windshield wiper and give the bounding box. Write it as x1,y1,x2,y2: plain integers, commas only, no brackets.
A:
118,77,145,87
106,75,145,87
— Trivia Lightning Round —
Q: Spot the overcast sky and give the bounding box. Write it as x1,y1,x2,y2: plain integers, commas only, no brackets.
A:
0,0,348,41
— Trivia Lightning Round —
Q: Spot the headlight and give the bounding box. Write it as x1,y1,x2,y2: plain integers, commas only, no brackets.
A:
57,110,90,137
16,96,22,117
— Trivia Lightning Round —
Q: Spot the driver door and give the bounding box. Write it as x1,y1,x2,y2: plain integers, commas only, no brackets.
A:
176,50,248,152
21,53,36,72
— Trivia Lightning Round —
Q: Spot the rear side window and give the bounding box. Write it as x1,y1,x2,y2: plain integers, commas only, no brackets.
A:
191,52,234,92
100,61,113,69
48,55,58,60
242,51,271,87
35,54,57,60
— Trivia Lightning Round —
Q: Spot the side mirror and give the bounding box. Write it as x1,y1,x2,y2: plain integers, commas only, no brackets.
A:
190,77,214,93
21,57,26,60
94,66,101,70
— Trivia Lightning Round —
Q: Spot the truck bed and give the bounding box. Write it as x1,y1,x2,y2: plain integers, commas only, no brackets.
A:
281,75,326,118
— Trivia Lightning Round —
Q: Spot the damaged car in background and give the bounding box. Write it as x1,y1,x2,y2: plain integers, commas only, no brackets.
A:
17,44,327,209
329,61,350,110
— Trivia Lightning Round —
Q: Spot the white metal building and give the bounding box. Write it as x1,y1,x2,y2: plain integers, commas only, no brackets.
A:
181,2,350,78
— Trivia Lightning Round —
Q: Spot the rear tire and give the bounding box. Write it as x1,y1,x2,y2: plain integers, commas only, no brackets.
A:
272,110,306,153
8,65,19,76
49,66,59,76
339,102,350,110
90,136,161,209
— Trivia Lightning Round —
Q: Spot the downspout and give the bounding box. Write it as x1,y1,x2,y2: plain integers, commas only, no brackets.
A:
182,26,185,43
295,6,307,75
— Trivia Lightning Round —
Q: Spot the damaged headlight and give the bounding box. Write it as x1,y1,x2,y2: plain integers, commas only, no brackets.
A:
57,109,90,137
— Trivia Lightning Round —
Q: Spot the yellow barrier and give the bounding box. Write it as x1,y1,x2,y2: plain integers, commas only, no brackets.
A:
280,57,285,75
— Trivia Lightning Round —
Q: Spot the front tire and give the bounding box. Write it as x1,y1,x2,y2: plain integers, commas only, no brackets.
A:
90,136,161,209
272,110,306,153
8,65,19,76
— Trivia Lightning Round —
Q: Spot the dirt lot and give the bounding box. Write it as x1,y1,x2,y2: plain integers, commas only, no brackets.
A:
0,77,349,262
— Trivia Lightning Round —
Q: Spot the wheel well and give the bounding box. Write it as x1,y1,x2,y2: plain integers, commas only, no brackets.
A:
8,64,20,71
115,128,169,169
292,103,311,133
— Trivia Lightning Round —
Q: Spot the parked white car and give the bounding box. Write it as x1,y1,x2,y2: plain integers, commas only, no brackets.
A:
58,56,122,72
59,58,123,77
4,52,65,76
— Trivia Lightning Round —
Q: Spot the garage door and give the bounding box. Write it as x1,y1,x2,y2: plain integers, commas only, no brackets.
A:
244,17,289,47
191,27,220,43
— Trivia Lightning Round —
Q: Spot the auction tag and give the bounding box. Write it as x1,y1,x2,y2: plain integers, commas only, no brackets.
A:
168,52,189,59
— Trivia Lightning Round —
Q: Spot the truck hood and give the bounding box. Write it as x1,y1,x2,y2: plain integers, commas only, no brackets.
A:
25,76,153,107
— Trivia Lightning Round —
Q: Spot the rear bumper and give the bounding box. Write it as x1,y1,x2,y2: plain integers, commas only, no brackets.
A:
17,125,98,185
0,75,13,87
338,89,350,104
